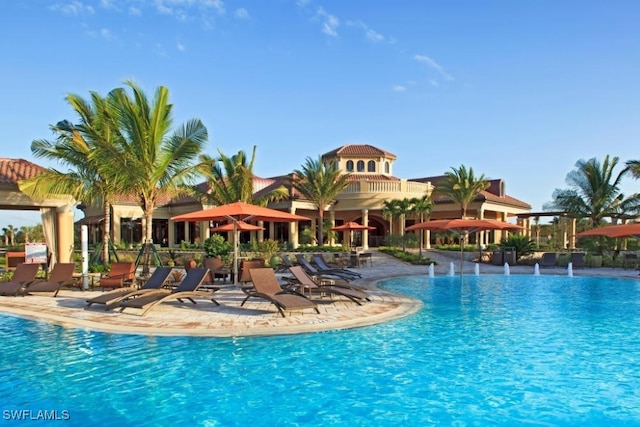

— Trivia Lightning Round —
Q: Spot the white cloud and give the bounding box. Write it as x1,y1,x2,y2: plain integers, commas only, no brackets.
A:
50,1,95,15
100,28,113,40
316,7,339,37
347,20,384,43
128,6,141,16
392,85,406,92
234,8,249,20
177,41,186,51
296,0,312,8
414,54,454,81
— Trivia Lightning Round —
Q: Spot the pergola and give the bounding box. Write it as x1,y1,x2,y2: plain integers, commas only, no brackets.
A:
517,211,576,249
0,158,76,264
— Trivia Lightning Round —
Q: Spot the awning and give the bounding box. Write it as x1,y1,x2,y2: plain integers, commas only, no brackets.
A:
75,215,105,225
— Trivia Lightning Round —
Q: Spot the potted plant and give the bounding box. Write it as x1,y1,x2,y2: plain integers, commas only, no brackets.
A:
203,234,233,261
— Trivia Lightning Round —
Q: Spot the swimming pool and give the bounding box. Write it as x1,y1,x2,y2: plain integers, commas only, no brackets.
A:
2,274,640,426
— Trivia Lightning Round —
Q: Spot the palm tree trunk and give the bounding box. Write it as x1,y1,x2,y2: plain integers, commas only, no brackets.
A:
103,202,110,264
143,210,154,275
317,209,324,246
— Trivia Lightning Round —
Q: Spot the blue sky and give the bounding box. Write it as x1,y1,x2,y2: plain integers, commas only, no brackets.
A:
2,0,639,228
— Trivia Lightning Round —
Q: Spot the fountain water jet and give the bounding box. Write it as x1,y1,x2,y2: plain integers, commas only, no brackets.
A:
568,262,573,277
448,262,455,276
428,263,435,278
504,263,510,275
474,263,480,276
534,263,540,276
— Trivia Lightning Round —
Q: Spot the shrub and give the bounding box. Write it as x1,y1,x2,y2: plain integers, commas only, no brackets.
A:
203,234,233,259
500,235,536,260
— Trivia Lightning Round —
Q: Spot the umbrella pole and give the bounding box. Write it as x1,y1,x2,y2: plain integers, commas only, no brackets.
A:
460,232,466,276
233,221,239,286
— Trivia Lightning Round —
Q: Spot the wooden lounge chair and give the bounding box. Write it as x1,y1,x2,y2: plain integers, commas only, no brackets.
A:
25,263,76,297
238,259,268,295
286,266,370,304
118,268,215,316
0,263,41,296
539,252,557,268
241,268,319,317
99,262,136,289
85,267,173,310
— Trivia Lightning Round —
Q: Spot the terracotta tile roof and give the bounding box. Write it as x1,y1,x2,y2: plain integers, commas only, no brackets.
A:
322,144,397,159
0,158,47,184
345,174,399,182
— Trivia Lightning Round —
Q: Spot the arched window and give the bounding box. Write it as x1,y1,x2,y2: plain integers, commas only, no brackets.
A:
384,161,390,174
367,160,375,172
357,160,365,172
346,160,354,172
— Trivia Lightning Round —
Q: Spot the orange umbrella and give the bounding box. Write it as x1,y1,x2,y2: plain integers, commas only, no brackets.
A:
331,221,375,248
210,221,264,233
406,218,523,275
575,223,640,239
171,202,309,285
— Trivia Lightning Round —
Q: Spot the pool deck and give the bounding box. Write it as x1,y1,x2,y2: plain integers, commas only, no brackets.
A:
1,250,638,337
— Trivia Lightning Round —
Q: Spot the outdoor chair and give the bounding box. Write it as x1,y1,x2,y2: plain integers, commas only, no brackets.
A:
539,252,558,268
623,253,638,270
99,262,136,289
238,259,267,295
286,266,370,304
358,252,373,267
0,263,41,296
202,257,230,287
296,254,356,282
312,254,362,279
25,263,76,297
570,252,586,269
241,268,319,317
85,267,173,310
118,268,216,316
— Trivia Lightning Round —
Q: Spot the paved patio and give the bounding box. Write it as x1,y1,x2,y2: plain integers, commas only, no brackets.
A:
0,250,637,337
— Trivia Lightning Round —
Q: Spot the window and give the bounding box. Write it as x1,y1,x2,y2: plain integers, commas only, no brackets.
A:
357,160,365,172
384,161,390,174
367,160,375,172
346,160,354,172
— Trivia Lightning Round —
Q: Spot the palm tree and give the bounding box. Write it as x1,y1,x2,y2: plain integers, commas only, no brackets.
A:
198,146,288,206
549,156,634,228
107,81,208,273
6,225,15,246
20,91,124,263
291,156,351,246
436,165,489,218
1,227,7,247
409,194,433,257
382,199,401,244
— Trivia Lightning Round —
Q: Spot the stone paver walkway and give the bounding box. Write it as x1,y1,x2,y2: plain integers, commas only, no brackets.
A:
0,250,637,337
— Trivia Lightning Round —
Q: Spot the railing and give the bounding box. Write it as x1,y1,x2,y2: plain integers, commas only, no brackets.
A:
341,179,433,195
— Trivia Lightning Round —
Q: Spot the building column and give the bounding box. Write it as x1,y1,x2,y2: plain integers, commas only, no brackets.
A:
168,220,175,247
258,220,264,242
362,209,369,250
329,210,336,246
569,218,576,249
289,207,299,248
56,206,74,263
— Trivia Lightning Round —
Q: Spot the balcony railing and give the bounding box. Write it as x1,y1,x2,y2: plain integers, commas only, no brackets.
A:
341,179,433,195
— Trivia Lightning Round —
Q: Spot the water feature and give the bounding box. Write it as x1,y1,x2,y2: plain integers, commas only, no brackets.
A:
3,275,640,425
474,263,480,276
568,262,574,277
448,262,455,276
534,263,540,276
428,263,435,277
504,262,510,275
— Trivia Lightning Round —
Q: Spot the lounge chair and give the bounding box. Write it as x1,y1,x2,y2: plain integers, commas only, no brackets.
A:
241,268,319,317
286,266,370,304
85,267,173,310
0,263,41,296
539,252,557,268
118,268,215,316
24,263,76,297
312,254,362,279
238,259,266,295
296,254,355,282
570,252,586,268
202,257,230,288
99,262,136,289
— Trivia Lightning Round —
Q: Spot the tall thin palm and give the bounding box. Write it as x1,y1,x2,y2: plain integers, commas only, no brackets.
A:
436,165,489,218
198,146,287,206
107,81,207,272
20,92,123,263
396,198,412,251
550,156,634,228
409,194,433,257
382,199,401,244
292,156,351,246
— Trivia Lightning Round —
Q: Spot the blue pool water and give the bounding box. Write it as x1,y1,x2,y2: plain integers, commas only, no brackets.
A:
2,274,640,426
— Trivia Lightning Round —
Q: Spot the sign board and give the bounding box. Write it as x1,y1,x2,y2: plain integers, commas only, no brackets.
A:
25,243,47,264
